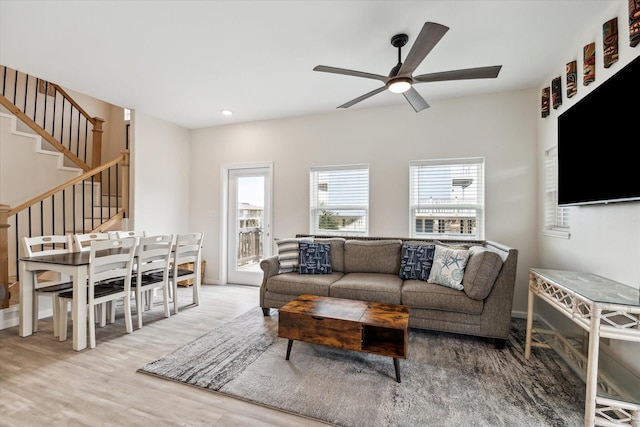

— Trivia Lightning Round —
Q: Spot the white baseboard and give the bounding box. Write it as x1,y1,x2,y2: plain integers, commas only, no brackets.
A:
0,306,53,330
0,306,19,329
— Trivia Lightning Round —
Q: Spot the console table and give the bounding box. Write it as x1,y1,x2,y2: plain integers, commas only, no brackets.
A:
525,268,640,427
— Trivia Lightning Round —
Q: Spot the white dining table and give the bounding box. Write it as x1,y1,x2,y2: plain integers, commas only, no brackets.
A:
19,251,91,351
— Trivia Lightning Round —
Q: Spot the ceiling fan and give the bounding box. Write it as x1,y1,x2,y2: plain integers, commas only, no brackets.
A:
313,22,502,112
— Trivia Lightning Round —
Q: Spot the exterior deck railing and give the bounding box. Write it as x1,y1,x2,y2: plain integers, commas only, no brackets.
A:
237,227,262,267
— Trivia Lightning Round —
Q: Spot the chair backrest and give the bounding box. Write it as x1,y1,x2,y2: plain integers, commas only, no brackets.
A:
73,233,111,252
88,238,137,285
173,232,204,268
115,230,147,239
135,234,174,277
22,235,73,257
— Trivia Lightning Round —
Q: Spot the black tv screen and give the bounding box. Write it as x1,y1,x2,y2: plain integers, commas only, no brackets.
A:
557,55,640,206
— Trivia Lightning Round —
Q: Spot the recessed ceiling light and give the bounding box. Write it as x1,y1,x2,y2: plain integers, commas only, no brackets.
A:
221,109,233,116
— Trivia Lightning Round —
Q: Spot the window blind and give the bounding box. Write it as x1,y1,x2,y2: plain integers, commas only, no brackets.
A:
409,158,484,239
544,148,570,235
309,164,369,235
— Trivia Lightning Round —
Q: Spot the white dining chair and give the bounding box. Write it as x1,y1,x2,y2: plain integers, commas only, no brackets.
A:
132,234,173,329
57,237,137,348
153,232,204,314
21,234,74,336
73,232,111,252
115,230,147,239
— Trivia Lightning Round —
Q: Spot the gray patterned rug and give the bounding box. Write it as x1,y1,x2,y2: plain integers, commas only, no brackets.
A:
137,306,584,426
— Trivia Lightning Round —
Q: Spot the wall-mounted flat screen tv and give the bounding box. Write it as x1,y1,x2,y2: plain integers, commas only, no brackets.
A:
557,55,639,206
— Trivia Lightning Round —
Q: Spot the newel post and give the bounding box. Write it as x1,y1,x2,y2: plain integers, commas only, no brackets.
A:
91,117,105,170
0,204,10,308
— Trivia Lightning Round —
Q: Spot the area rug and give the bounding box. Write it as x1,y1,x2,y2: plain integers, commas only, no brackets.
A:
137,306,584,426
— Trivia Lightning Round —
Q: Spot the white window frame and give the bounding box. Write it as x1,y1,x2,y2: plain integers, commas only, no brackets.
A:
409,157,484,240
543,147,571,239
309,164,369,236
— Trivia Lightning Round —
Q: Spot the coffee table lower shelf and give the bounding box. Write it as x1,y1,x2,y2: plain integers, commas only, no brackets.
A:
278,294,410,383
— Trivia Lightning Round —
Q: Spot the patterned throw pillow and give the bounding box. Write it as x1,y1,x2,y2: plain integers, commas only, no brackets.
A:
427,245,470,290
298,242,332,274
399,244,435,281
276,238,313,273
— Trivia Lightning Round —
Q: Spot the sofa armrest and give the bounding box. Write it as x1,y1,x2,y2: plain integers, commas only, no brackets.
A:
480,242,519,339
260,255,279,279
260,256,280,312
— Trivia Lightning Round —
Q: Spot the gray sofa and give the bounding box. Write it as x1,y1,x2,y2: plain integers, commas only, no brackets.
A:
260,235,518,348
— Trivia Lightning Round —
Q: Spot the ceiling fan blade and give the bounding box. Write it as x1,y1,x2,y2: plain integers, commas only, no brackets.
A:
413,65,502,83
338,86,387,109
314,65,388,82
398,22,449,76
402,87,430,112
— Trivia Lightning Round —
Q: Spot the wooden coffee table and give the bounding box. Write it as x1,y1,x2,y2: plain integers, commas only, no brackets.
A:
278,294,410,382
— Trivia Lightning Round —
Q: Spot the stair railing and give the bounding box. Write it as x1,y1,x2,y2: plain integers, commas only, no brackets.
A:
0,65,104,172
0,150,130,308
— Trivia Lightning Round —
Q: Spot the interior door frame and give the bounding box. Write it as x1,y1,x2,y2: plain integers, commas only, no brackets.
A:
221,162,273,286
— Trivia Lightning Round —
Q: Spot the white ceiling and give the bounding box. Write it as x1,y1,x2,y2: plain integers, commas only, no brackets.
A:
0,1,621,129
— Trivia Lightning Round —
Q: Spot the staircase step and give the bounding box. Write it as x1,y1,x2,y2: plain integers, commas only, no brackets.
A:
101,195,122,205
91,206,120,217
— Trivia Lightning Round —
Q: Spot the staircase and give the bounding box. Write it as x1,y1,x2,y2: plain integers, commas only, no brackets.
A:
0,65,130,309
1,112,82,199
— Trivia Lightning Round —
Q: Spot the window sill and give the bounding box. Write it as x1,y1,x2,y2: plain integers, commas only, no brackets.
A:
543,229,571,239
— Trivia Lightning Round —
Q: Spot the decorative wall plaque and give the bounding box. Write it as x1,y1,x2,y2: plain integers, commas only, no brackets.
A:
603,17,619,68
630,0,640,47
566,61,577,98
551,77,562,109
583,43,596,86
541,87,550,118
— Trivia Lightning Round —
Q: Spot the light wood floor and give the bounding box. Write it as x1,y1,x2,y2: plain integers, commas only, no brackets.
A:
0,284,328,426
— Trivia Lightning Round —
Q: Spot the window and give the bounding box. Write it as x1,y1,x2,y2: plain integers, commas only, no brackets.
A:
409,158,484,240
310,164,369,235
544,147,570,238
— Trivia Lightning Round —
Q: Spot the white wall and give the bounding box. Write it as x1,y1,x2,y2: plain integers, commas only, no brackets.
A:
130,110,190,235
536,2,640,376
189,89,539,314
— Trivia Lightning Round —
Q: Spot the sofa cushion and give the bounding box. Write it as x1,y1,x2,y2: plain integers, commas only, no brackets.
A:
462,246,503,300
434,240,475,250
401,280,483,315
399,243,435,281
299,242,332,274
427,245,470,291
276,237,313,273
343,240,402,274
329,273,402,304
314,238,346,273
266,271,342,296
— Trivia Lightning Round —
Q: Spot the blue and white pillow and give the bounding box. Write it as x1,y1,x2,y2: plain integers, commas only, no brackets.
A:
427,245,470,290
276,238,313,273
298,242,332,274
399,244,435,281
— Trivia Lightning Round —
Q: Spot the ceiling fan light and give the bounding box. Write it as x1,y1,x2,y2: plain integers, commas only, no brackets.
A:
388,79,412,94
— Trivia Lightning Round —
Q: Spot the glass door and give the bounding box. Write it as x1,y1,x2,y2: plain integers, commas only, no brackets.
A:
226,166,272,285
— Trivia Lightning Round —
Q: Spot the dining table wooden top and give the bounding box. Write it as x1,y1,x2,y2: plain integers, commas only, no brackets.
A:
19,247,156,265
19,251,92,266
